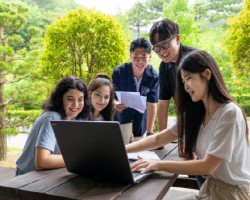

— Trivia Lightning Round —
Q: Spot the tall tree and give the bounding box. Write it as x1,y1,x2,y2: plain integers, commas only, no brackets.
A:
207,0,243,22
163,0,199,46
224,0,250,88
146,0,167,15
21,0,79,12
4,0,79,113
193,0,243,26
39,9,129,84
0,1,41,160
145,0,170,21
126,2,154,38
115,0,170,39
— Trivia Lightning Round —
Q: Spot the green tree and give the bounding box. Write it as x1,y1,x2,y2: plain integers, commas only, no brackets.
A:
5,0,64,111
116,0,170,39
146,0,168,16
18,0,82,40
21,0,79,12
115,8,132,39
207,0,243,22
163,0,199,46
39,9,129,84
0,1,41,160
126,2,155,38
224,0,250,88
195,27,232,88
193,0,243,26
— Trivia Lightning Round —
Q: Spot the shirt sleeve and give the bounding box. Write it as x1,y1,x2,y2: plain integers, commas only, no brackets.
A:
205,105,245,162
35,113,61,153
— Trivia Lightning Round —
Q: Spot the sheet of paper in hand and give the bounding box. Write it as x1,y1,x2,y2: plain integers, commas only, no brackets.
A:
115,91,146,113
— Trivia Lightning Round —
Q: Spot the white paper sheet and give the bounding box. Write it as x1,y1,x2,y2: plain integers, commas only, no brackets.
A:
115,91,146,113
127,150,160,161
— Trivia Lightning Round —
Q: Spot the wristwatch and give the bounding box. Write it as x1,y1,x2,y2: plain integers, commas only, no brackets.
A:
146,132,154,136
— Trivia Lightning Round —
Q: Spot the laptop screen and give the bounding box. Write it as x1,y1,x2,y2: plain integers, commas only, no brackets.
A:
51,120,137,183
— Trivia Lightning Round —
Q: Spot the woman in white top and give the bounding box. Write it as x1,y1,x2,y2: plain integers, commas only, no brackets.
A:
88,73,115,121
126,50,250,199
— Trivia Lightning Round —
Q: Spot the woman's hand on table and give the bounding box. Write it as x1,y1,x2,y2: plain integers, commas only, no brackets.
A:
130,156,160,174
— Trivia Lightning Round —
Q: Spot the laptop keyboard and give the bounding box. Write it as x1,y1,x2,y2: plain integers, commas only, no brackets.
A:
129,159,152,183
132,172,141,178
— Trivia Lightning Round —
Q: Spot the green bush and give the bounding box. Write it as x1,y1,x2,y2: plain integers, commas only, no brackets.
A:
232,94,250,116
241,104,250,117
232,95,250,104
5,109,41,135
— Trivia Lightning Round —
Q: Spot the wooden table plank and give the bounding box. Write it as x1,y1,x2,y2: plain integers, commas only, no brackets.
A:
0,167,15,182
154,143,179,161
17,168,78,200
0,168,65,200
45,175,99,200
116,172,177,200
77,182,131,200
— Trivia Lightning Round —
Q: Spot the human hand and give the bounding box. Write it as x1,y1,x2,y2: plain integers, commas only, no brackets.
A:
129,134,134,143
115,103,127,112
130,156,160,174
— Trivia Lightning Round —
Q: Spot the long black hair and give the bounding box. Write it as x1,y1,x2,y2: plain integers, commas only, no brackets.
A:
175,50,249,159
43,75,90,120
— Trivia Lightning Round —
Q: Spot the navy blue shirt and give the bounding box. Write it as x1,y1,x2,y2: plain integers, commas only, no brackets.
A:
112,62,159,136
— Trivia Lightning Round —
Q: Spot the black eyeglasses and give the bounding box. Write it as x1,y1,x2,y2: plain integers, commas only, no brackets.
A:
152,37,175,53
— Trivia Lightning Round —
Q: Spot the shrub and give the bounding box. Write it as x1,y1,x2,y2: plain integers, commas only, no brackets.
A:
5,110,41,135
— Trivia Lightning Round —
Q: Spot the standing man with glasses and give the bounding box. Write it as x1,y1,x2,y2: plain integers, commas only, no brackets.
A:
150,19,196,132
112,37,159,137
149,19,207,188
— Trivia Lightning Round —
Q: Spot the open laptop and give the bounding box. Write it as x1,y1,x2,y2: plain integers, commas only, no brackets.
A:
51,120,152,184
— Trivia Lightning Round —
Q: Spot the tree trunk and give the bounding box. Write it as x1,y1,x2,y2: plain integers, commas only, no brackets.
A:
0,25,7,160
0,73,7,160
137,24,140,38
0,132,7,161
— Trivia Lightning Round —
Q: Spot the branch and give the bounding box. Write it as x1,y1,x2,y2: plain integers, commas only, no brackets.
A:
5,116,32,128
11,35,33,50
0,102,7,108
5,75,31,85
4,21,25,40
0,88,26,106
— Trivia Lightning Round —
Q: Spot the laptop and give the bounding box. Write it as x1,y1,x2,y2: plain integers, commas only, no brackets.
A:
51,120,152,184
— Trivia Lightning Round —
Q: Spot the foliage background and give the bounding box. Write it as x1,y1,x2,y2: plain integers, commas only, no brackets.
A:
1,0,250,137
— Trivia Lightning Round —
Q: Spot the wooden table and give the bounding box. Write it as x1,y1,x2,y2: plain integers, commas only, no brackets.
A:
0,144,179,200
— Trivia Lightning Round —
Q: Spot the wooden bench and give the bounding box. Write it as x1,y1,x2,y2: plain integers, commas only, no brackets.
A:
0,167,16,182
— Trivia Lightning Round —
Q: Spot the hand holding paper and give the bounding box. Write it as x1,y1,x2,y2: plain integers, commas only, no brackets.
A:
115,91,146,113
